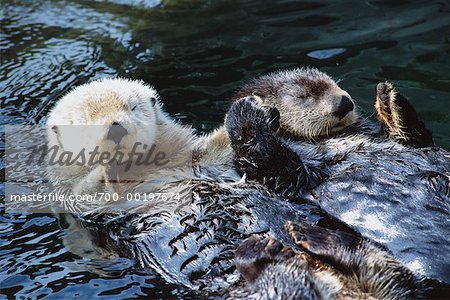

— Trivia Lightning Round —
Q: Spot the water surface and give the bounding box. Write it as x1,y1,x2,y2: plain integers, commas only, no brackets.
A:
1,0,449,298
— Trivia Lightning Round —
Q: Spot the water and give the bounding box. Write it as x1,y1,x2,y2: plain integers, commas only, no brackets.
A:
1,0,449,298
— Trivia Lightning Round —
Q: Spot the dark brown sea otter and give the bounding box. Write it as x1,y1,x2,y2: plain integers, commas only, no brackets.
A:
225,70,449,284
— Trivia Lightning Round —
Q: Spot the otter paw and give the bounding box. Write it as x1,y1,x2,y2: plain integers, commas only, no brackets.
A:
235,235,295,283
225,96,280,146
101,160,123,194
104,159,120,183
375,81,403,135
285,221,360,259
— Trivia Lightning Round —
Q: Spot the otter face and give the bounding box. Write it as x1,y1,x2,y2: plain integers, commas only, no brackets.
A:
47,78,160,166
235,68,357,139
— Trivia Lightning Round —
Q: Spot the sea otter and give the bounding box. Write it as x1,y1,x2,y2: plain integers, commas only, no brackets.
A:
46,78,427,298
45,78,184,205
193,68,361,174
224,70,450,284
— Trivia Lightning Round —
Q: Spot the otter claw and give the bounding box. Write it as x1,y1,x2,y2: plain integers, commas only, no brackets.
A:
375,81,398,133
376,82,396,109
225,97,276,147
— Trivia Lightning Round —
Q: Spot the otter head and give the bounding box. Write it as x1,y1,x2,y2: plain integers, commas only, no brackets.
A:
47,78,164,167
235,68,357,139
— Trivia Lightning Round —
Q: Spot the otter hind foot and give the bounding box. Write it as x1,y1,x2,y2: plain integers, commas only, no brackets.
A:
286,221,361,266
375,81,434,147
286,221,360,253
234,235,295,283
234,224,424,300
375,81,402,136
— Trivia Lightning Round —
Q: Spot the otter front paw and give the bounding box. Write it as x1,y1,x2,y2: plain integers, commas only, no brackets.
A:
375,81,433,147
102,159,123,194
72,165,110,197
286,221,360,260
235,235,295,283
102,159,120,183
225,96,280,147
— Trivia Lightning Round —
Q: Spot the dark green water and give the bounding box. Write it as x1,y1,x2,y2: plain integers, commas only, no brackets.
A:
1,0,449,298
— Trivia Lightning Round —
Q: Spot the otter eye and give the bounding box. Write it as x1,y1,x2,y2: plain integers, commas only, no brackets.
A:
131,105,138,111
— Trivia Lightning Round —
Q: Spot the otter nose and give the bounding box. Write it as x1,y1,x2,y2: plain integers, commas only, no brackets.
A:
333,96,354,120
106,122,128,144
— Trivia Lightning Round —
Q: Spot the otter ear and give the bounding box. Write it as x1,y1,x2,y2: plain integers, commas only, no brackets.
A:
150,97,156,107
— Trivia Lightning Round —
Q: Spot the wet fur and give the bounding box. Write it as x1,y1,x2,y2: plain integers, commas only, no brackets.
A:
231,222,423,300
47,75,444,297
47,79,345,296
225,80,450,283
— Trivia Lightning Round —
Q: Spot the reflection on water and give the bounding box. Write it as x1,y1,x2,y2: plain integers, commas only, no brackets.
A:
1,0,449,298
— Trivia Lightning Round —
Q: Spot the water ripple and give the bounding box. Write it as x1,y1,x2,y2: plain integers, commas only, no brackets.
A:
1,0,449,298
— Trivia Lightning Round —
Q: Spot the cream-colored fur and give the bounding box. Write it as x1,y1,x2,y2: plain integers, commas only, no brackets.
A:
46,79,183,204
46,78,234,211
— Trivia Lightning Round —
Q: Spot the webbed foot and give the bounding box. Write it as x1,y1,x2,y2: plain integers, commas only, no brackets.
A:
234,235,295,283
285,221,360,264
